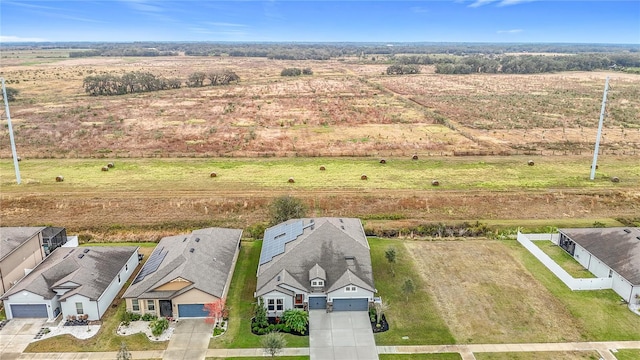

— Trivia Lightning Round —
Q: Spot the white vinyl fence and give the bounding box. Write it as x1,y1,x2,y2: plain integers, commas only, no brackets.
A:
517,232,613,291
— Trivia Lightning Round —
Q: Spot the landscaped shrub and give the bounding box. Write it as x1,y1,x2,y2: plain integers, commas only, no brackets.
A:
282,309,309,335
141,313,157,321
149,318,168,337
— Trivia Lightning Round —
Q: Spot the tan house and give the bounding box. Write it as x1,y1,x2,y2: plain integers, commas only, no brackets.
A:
123,228,242,318
0,227,47,296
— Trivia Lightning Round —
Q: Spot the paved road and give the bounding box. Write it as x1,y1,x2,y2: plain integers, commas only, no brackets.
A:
3,316,640,360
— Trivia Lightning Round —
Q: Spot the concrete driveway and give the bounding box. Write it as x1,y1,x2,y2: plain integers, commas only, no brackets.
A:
162,319,213,360
0,319,48,360
309,310,379,360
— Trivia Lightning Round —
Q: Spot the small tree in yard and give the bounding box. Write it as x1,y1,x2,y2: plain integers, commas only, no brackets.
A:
262,331,286,357
117,342,132,360
204,298,226,325
385,247,397,276
374,300,390,325
282,309,309,334
401,278,415,301
269,195,307,226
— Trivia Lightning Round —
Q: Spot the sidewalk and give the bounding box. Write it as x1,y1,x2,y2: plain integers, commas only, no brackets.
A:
10,340,640,359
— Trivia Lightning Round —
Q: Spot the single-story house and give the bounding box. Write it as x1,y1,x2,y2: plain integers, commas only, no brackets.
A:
123,227,243,319
256,218,376,317
558,227,640,304
0,227,47,296
2,246,139,320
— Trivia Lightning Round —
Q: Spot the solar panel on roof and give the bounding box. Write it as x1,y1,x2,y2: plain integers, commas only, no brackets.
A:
259,220,304,265
133,246,167,284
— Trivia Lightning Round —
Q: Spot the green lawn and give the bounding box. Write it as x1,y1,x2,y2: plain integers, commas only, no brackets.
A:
533,241,595,278
369,238,455,346
209,241,309,349
474,351,601,360
380,354,462,360
614,349,640,360
2,156,638,192
508,240,640,341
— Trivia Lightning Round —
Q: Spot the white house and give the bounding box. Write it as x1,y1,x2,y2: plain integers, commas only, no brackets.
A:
256,218,376,317
2,246,139,320
558,227,640,306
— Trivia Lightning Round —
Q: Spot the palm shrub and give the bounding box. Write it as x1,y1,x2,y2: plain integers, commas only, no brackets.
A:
282,309,309,335
149,318,169,337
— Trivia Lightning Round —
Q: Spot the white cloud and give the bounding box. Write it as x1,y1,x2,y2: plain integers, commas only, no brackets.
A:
119,0,164,13
497,29,523,34
410,6,429,14
1,35,48,42
204,22,247,28
469,0,535,7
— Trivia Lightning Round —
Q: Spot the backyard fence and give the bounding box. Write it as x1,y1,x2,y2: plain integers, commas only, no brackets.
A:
517,232,613,291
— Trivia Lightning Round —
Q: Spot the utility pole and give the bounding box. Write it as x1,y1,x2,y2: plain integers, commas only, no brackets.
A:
590,76,609,181
1,77,21,184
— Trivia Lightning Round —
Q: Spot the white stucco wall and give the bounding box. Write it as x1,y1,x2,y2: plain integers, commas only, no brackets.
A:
261,290,293,317
328,285,374,302
96,249,140,319
3,290,59,320
62,294,99,320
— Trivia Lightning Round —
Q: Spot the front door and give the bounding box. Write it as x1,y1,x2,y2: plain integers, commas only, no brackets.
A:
159,300,173,317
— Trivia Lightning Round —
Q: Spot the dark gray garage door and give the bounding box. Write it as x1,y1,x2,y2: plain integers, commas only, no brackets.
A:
332,298,368,311
10,304,48,318
308,297,327,310
177,304,207,318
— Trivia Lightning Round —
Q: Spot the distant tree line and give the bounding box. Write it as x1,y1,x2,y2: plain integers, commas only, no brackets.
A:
4,42,639,60
421,53,640,74
280,68,313,76
83,72,181,96
83,69,239,96
386,64,420,75
70,48,177,58
186,70,240,87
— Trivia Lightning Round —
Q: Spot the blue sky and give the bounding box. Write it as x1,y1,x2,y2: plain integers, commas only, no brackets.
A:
1,1,639,43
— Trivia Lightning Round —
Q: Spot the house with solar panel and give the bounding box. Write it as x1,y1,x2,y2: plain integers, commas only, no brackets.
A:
123,228,242,319
256,218,376,316
557,227,640,308
2,246,139,320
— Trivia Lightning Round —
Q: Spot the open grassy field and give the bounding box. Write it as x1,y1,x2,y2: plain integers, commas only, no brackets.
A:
1,52,638,158
1,157,638,238
403,239,640,344
614,349,640,360
379,355,462,360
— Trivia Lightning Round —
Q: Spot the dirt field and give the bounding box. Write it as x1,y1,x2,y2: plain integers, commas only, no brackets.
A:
1,52,638,158
404,240,584,344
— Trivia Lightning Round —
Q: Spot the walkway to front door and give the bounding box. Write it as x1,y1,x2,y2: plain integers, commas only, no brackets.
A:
309,310,379,360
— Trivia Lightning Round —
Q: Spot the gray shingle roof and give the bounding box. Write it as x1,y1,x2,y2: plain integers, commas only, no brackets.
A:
0,227,45,260
2,246,138,301
257,218,374,297
560,227,640,285
123,228,242,300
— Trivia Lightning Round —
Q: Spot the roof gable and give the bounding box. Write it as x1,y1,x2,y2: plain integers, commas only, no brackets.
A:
309,263,326,281
2,246,138,301
123,227,242,300
256,218,374,297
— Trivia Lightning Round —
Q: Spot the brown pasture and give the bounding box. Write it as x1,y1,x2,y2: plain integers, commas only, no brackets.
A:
1,53,638,158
